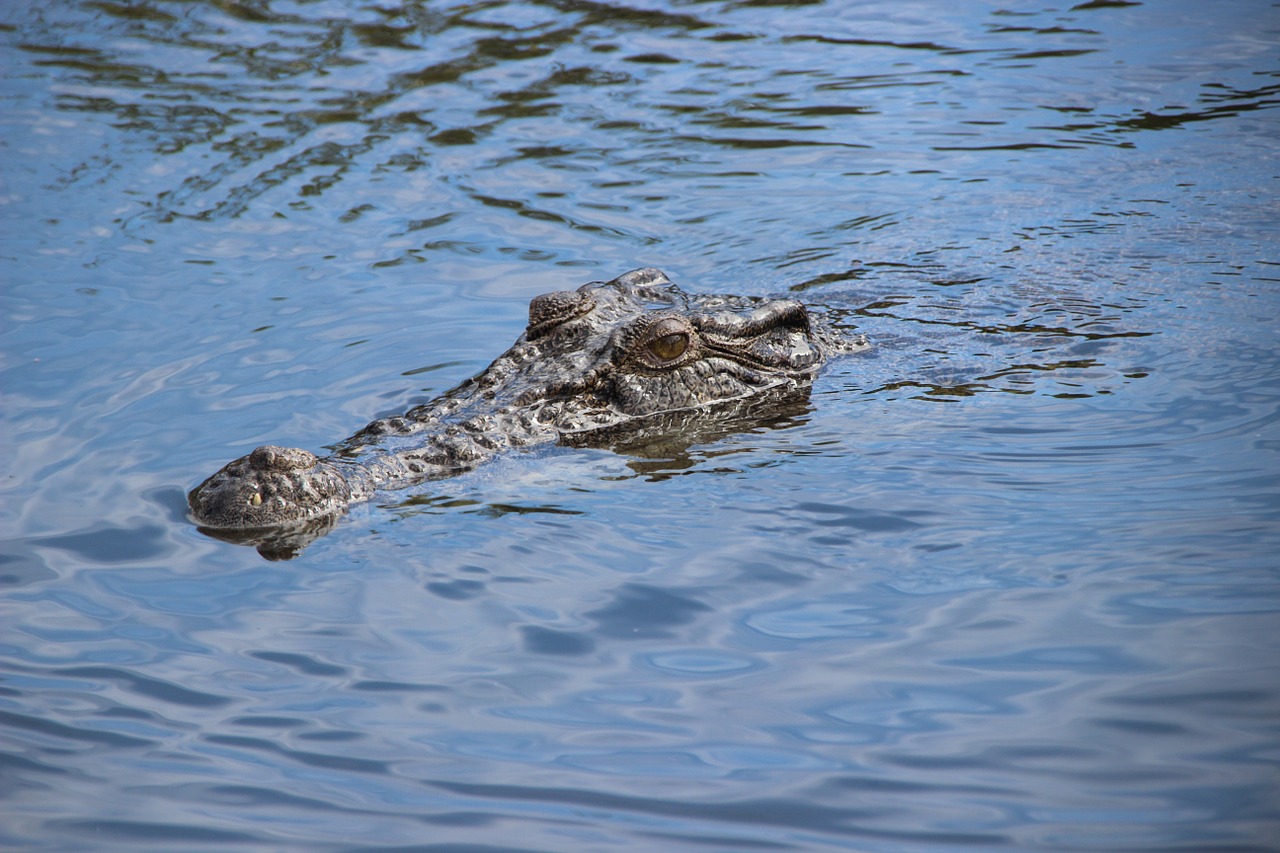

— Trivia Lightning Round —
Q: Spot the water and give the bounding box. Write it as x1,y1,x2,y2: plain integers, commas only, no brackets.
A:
3,1,1278,850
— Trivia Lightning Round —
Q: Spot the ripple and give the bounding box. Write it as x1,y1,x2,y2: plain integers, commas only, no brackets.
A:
943,645,1155,675
5,663,231,709
743,599,884,641
559,749,717,777
426,779,1009,846
641,650,763,677
202,734,391,775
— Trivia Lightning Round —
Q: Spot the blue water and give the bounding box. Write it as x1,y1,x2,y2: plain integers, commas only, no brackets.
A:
3,1,1279,850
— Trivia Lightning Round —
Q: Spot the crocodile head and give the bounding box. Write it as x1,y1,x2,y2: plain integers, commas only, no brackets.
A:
188,268,862,551
472,266,844,439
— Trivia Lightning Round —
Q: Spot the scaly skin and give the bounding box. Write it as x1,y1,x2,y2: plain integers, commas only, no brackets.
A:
189,268,864,554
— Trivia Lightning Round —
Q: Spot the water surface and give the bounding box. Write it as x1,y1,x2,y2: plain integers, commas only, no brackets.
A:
3,1,1279,850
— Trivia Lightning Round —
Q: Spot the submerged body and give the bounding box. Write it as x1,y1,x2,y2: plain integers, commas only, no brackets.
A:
189,268,863,554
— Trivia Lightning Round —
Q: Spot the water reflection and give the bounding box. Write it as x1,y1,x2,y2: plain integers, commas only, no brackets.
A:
23,0,1276,248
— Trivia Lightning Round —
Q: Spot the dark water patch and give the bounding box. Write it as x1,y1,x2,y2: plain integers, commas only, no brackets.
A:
791,501,928,533
50,818,264,844
635,829,794,850
820,772,1013,797
206,782,362,813
0,545,57,587
1088,717,1189,736
203,734,391,774
42,665,233,708
296,729,365,742
227,715,310,729
586,583,712,640
0,708,154,749
1105,689,1275,710
249,650,348,678
351,680,445,693
427,578,488,600
343,840,542,845
31,523,170,563
521,626,597,656
475,502,584,518
782,33,979,56
0,750,71,778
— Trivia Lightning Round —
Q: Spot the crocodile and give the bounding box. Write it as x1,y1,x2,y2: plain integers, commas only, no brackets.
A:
188,268,864,556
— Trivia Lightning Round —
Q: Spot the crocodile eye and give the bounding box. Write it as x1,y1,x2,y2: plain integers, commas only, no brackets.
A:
647,332,688,362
